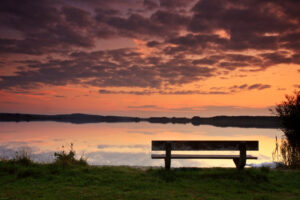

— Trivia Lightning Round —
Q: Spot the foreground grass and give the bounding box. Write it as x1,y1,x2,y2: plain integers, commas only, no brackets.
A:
0,161,299,200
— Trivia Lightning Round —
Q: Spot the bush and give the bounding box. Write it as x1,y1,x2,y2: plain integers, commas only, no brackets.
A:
273,90,300,168
54,143,88,167
13,147,33,166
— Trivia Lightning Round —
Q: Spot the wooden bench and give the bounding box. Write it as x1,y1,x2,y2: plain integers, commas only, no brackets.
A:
151,140,259,170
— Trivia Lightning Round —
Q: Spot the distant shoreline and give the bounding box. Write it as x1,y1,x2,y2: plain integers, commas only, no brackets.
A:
0,113,280,129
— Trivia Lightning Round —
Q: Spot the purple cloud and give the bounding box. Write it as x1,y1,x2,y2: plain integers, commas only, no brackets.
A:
0,0,299,92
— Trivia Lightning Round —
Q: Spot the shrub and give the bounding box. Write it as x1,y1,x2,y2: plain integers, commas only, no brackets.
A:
13,147,33,166
54,143,88,167
273,90,300,168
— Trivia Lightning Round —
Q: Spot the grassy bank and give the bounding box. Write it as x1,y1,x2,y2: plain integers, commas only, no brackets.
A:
0,161,299,200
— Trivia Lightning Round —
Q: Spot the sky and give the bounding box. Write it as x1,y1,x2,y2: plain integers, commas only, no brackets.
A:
0,0,300,117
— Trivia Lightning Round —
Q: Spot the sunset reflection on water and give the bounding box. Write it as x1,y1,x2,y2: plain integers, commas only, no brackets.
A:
0,122,283,167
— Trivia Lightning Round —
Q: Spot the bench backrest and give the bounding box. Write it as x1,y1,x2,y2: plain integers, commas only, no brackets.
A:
152,140,259,151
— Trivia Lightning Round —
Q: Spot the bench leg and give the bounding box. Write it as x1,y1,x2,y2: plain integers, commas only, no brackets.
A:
165,143,171,170
233,158,245,170
165,157,171,170
234,143,247,170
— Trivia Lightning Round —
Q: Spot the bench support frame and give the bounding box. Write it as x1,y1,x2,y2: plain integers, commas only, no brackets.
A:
233,143,246,170
165,142,171,170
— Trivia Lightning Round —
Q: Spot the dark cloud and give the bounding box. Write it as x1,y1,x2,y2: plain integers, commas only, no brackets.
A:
99,89,230,95
0,1,114,54
159,0,195,9
190,0,296,35
165,90,228,95
143,0,159,10
229,84,248,90
218,61,249,70
146,40,161,47
101,10,190,39
61,6,93,28
167,34,227,51
0,0,299,92
192,55,223,65
0,48,215,90
99,89,152,95
150,10,190,28
248,84,271,90
230,83,271,91
226,54,262,64
260,52,292,66
238,84,248,89
294,85,300,89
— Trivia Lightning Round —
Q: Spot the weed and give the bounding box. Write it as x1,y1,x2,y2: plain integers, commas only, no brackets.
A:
54,143,88,167
12,147,33,166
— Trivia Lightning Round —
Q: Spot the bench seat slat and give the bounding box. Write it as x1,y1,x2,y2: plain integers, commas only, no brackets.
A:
151,154,257,159
152,140,258,151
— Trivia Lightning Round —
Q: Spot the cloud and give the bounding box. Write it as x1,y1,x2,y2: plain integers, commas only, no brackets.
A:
159,0,195,9
277,88,286,91
0,0,299,91
0,3,97,54
229,84,271,91
127,131,156,135
98,89,153,95
294,84,300,88
98,82,271,95
0,48,215,90
128,105,159,109
248,84,271,90
98,89,229,95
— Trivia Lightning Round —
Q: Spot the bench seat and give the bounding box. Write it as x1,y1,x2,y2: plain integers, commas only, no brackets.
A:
151,154,257,159
151,140,259,169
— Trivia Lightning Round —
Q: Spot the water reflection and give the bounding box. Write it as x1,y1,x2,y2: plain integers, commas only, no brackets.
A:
0,122,283,167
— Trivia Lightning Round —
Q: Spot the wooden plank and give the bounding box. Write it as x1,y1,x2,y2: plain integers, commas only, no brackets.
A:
152,140,258,151
151,154,258,159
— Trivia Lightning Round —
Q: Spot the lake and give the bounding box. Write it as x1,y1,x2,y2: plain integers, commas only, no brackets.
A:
0,122,283,167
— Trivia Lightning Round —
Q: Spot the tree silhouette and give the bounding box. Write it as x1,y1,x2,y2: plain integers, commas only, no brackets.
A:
274,90,300,168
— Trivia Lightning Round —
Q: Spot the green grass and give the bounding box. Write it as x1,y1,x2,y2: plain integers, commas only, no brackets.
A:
0,161,299,200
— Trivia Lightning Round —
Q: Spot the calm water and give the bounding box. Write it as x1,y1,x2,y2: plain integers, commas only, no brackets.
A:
0,122,283,167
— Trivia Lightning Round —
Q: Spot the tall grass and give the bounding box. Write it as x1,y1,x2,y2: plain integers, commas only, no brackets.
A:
13,147,33,166
53,143,88,167
0,143,87,167
272,90,300,168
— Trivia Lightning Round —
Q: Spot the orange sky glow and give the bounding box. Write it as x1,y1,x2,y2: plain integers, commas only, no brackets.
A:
0,0,300,116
